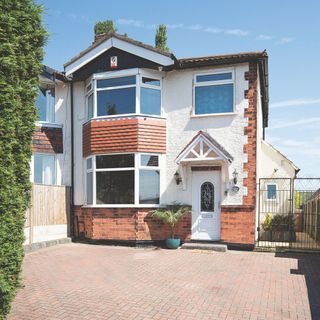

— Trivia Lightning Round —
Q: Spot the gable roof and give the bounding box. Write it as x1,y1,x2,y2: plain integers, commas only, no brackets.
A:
262,140,300,173
176,131,233,164
64,33,175,76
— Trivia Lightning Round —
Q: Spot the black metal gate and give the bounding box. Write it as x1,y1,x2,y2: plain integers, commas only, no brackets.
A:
257,178,320,250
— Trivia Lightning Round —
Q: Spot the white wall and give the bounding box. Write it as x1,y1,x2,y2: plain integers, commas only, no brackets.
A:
72,64,255,207
73,81,86,205
162,64,250,206
260,141,297,179
55,82,72,186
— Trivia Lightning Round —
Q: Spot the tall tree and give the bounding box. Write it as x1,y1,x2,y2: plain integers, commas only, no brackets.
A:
0,0,47,318
94,20,117,37
155,24,170,52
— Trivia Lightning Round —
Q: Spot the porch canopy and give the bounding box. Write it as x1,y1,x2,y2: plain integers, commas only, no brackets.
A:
175,131,233,190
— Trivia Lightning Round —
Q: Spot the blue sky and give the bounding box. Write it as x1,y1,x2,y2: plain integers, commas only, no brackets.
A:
38,0,320,177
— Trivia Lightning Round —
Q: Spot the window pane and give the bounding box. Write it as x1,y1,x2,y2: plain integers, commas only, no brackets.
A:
87,158,92,170
195,84,233,114
201,182,214,212
86,172,93,204
139,170,160,204
142,77,160,86
87,93,93,119
47,89,55,122
97,87,135,116
141,155,158,167
36,88,47,121
267,185,277,199
96,154,134,169
97,76,136,88
140,87,161,115
96,171,134,204
196,73,232,82
34,154,55,185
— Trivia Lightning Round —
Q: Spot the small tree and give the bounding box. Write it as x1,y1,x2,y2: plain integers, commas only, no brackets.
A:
0,0,47,317
94,20,117,37
151,205,190,238
155,24,170,52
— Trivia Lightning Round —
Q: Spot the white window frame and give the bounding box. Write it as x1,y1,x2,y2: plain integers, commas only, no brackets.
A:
84,153,161,208
85,68,163,121
32,152,57,185
192,68,236,117
266,183,278,201
37,87,56,124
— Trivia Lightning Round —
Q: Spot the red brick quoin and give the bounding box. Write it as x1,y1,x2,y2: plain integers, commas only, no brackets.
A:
220,62,258,245
32,126,63,154
73,206,191,242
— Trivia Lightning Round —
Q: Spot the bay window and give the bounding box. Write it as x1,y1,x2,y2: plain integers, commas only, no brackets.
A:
194,70,234,115
85,71,162,120
86,153,160,206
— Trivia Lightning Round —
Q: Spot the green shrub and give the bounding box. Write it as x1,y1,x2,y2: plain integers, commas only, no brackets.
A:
0,1,47,318
151,204,190,238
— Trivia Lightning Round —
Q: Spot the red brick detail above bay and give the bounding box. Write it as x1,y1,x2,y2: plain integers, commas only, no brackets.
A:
83,117,166,157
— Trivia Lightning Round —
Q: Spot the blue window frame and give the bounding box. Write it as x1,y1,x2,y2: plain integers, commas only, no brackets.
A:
194,71,234,115
267,184,277,200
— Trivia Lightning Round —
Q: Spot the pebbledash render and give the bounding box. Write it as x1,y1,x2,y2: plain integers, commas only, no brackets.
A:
32,33,297,248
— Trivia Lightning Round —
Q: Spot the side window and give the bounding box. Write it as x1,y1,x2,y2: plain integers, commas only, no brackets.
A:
36,87,55,122
34,153,56,185
194,72,234,115
267,184,277,200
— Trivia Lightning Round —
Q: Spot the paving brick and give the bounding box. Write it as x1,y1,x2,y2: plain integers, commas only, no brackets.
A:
8,243,320,320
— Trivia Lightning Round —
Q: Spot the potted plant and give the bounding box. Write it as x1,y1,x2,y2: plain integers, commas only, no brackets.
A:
151,204,190,249
260,213,272,241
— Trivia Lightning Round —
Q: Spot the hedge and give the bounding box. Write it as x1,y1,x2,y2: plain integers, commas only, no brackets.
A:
0,0,47,318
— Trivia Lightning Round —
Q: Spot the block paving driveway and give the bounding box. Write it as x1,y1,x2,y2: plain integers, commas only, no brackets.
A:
9,243,320,320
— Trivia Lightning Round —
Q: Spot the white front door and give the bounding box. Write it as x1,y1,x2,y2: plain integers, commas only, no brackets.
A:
192,171,221,240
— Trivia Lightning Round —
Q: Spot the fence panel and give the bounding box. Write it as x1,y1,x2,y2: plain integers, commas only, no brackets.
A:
25,184,71,245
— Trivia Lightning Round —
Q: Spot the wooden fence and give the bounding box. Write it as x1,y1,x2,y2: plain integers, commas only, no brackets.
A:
25,184,71,245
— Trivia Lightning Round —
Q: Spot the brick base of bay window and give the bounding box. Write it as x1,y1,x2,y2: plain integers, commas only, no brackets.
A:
73,205,256,246
73,206,192,242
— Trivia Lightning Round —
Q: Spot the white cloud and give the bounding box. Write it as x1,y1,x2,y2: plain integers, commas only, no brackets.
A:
270,117,320,129
117,18,144,27
167,24,184,29
187,24,203,31
204,27,223,34
277,37,294,44
256,34,273,40
270,98,320,108
225,29,249,36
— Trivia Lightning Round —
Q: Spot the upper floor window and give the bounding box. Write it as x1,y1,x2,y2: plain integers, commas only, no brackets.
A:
36,87,55,123
33,153,56,185
194,71,234,115
85,71,162,120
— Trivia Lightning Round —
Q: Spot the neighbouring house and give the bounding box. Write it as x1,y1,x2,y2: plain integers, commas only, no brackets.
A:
31,32,299,248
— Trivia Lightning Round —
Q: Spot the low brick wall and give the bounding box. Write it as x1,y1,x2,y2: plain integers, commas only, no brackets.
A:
73,206,191,242
220,206,255,245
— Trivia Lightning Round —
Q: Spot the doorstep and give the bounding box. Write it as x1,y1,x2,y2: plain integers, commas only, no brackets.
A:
181,242,227,252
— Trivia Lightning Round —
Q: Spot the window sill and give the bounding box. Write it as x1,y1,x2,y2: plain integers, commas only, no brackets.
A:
191,112,237,118
83,114,166,125
36,122,63,128
83,204,164,209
